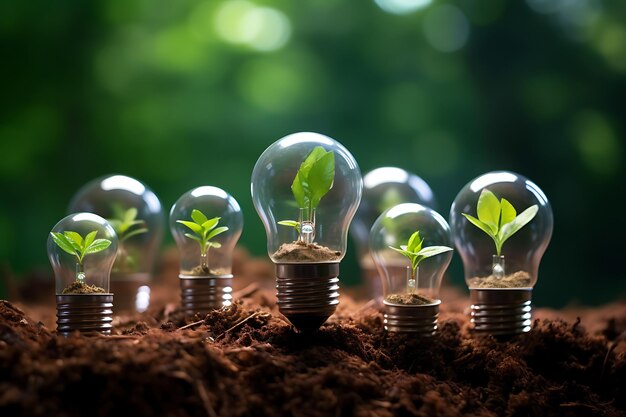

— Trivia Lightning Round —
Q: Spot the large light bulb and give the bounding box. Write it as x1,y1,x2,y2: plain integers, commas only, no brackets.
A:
251,132,362,330
48,213,118,336
68,174,164,313
169,186,243,315
449,171,553,336
351,167,437,296
370,203,453,334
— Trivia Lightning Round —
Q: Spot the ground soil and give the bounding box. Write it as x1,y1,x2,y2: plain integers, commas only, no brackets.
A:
1,247,625,417
469,270,532,288
61,281,106,294
385,293,436,305
273,241,341,262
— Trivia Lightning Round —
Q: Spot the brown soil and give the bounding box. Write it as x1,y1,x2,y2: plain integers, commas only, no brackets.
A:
2,248,626,417
385,292,436,305
273,240,341,262
61,281,106,294
184,265,230,276
469,270,532,288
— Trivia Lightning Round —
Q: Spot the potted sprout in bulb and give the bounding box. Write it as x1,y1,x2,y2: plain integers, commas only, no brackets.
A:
48,213,118,336
170,187,243,316
350,167,437,298
450,171,553,336
68,175,164,313
370,204,453,334
251,132,362,331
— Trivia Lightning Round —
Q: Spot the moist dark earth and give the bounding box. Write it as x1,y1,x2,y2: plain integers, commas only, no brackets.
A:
1,248,625,417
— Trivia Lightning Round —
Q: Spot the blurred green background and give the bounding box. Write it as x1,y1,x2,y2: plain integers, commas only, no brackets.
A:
0,0,624,307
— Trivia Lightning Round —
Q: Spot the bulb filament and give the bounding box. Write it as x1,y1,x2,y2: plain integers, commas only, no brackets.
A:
407,265,418,294
298,208,316,244
492,255,505,278
75,263,85,283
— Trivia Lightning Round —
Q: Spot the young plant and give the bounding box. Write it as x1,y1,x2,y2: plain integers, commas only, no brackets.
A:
389,231,453,293
461,189,538,256
50,230,112,282
177,209,228,270
278,146,335,241
107,207,148,243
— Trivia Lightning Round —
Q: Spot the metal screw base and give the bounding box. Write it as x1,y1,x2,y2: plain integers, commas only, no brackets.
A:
56,294,113,336
179,275,233,316
383,300,440,335
470,288,532,336
276,263,340,331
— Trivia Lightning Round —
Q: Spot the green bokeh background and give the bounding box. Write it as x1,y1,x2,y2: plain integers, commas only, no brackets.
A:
1,0,624,307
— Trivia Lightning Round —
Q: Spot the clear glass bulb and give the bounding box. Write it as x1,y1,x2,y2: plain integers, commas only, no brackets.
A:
170,186,243,277
370,203,452,304
251,132,362,262
449,171,553,289
48,213,118,295
68,174,163,281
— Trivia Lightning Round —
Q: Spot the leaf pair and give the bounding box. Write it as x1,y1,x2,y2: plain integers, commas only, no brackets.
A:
177,209,229,255
107,207,148,242
389,231,453,272
50,230,112,264
277,220,300,233
291,146,335,211
461,189,538,256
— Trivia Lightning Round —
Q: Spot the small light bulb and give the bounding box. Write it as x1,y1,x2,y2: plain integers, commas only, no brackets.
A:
351,167,437,296
369,203,453,334
449,171,553,336
169,186,243,315
68,174,164,313
48,213,118,336
251,132,362,331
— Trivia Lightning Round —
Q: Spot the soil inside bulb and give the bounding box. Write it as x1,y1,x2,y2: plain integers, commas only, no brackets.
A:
62,281,106,294
272,241,341,262
184,265,230,276
385,293,436,305
469,270,532,288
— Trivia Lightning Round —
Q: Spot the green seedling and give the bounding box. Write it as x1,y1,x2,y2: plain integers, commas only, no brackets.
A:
107,207,148,243
50,230,112,282
278,146,335,240
389,230,453,293
177,209,228,270
461,189,538,256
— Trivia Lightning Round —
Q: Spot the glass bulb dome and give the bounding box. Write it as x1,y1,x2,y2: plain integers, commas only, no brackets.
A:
170,186,243,276
251,132,362,263
48,213,118,295
449,171,553,289
68,174,163,281
370,203,453,303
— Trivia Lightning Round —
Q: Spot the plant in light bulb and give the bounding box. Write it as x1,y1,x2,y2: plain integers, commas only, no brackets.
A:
177,209,229,275
106,206,148,273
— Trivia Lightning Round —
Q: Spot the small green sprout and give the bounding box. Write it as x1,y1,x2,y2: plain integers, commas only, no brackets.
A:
177,209,229,269
389,231,453,292
107,207,148,243
50,230,112,282
461,189,538,256
278,146,335,239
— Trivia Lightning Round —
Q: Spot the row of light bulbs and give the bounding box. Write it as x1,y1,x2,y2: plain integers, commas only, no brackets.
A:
48,132,553,336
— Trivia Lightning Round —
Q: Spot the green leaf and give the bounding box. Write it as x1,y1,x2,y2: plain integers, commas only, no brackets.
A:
462,213,496,238
191,209,208,225
124,207,138,224
308,151,335,209
476,189,500,233
83,231,98,249
121,227,148,241
208,242,222,249
291,171,309,209
50,232,79,257
64,231,83,251
416,246,454,259
84,239,112,255
299,146,327,178
184,233,202,243
500,198,517,228
407,231,420,252
389,246,415,259
498,205,539,248
206,226,228,241
107,219,123,233
278,220,299,228
201,217,219,232
177,220,203,234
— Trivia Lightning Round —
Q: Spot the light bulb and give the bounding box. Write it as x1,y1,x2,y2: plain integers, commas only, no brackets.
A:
251,132,362,330
369,203,453,334
449,171,553,336
68,174,164,313
351,167,437,296
169,186,243,315
48,213,118,335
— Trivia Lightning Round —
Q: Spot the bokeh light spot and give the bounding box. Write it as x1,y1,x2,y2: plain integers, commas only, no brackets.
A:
374,0,432,15
572,111,622,177
423,5,470,53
